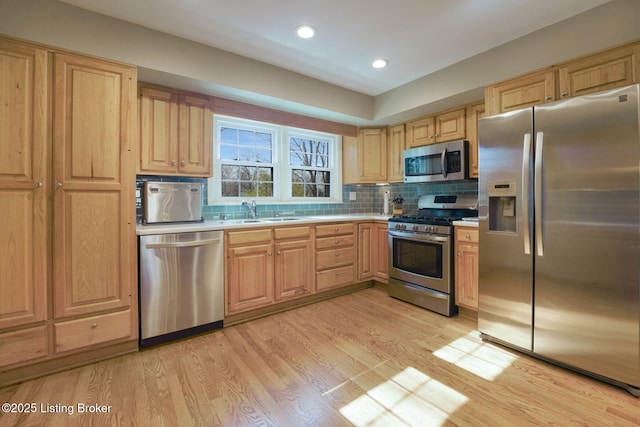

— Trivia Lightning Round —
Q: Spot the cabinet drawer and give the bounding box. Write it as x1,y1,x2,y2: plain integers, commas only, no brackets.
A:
456,228,479,243
316,234,355,249
316,266,356,291
274,226,311,240
316,247,355,270
0,325,48,367
316,223,355,237
227,229,272,246
54,310,132,353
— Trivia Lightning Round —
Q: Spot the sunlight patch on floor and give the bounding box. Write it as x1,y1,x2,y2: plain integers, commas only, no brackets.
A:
339,366,468,427
433,332,517,381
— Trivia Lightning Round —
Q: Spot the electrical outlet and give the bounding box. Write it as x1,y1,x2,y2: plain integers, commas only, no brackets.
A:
349,192,357,201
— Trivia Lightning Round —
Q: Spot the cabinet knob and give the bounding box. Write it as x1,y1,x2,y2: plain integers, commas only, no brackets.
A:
56,182,63,189
35,182,43,188
545,95,552,101
335,227,339,232
277,250,281,255
458,252,461,257
561,91,568,97
180,160,185,166
268,251,272,256
335,272,339,276
170,160,176,166
335,252,340,256
335,239,340,244
465,233,471,240
91,323,98,329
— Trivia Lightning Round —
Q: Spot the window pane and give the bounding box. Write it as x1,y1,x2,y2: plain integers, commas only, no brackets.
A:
292,183,304,197
237,147,254,162
240,181,256,197
221,181,239,197
255,149,272,163
239,129,254,146
220,127,237,144
220,145,237,161
256,132,272,148
221,164,239,180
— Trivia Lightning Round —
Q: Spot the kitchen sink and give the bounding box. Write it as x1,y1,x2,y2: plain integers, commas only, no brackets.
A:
262,217,302,222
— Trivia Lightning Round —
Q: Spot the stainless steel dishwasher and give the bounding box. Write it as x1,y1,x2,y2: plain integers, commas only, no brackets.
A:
139,230,224,348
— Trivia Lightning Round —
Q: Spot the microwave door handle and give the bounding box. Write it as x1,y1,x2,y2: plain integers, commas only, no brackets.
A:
534,131,544,257
522,133,531,255
441,147,448,178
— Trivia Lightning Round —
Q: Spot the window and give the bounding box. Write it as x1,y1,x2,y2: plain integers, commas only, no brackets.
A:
209,116,341,204
289,134,331,198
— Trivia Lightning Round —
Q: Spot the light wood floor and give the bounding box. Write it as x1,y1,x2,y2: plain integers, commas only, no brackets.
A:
1,286,639,426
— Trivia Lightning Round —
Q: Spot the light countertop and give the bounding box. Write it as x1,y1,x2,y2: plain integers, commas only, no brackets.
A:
452,219,479,228
137,214,391,235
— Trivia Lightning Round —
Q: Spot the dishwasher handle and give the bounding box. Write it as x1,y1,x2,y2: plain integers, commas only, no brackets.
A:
145,238,222,249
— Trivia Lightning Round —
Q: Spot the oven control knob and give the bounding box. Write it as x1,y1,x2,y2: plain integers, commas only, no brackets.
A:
412,225,419,231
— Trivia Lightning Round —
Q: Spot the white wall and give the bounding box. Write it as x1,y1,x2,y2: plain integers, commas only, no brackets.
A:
1,0,639,126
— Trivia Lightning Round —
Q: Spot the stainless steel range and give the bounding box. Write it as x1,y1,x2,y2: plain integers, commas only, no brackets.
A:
388,194,477,316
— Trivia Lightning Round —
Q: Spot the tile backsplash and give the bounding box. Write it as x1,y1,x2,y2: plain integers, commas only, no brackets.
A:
136,176,478,222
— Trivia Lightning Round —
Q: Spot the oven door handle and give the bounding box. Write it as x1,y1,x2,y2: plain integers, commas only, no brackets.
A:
389,230,449,243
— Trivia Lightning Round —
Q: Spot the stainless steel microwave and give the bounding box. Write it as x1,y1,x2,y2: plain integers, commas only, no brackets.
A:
404,140,469,183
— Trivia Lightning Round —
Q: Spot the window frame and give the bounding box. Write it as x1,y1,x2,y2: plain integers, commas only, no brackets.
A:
209,115,342,205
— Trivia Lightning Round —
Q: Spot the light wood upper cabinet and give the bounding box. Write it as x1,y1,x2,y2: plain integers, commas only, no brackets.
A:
558,43,640,99
406,116,435,148
139,87,178,174
465,102,485,178
178,94,212,175
406,108,466,148
485,69,556,116
53,52,136,319
343,127,388,184
388,124,405,183
0,39,48,330
485,40,640,116
435,108,466,142
139,85,212,177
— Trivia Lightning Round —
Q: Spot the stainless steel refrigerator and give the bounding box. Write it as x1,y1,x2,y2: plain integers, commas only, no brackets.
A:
478,84,640,396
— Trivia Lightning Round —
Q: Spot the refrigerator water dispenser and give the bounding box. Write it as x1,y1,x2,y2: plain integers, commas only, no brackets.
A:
488,181,516,233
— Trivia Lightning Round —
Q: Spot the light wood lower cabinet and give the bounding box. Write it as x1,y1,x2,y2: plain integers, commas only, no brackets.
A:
0,36,138,383
316,223,356,291
357,222,388,282
226,226,314,315
455,227,479,311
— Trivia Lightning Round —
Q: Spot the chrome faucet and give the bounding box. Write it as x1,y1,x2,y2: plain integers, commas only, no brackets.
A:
242,200,257,219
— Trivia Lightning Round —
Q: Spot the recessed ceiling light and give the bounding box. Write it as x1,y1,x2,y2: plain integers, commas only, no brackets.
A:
296,25,316,39
372,59,388,69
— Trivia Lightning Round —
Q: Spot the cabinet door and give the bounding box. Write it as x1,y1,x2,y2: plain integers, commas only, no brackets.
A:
373,223,388,282
486,70,555,115
227,243,274,313
558,44,639,99
275,239,313,301
0,40,48,329
359,128,388,182
465,102,485,179
435,108,466,142
178,94,212,176
388,124,405,183
53,53,136,319
139,86,179,174
406,116,435,148
357,223,374,280
455,242,479,311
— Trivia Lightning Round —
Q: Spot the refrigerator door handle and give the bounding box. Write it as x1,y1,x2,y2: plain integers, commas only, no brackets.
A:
534,131,544,256
441,147,448,178
522,133,532,255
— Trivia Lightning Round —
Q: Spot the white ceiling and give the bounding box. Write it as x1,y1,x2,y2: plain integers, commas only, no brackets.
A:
59,0,610,96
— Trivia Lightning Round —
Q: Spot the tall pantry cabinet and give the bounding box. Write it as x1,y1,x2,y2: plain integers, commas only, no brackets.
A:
0,36,138,385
